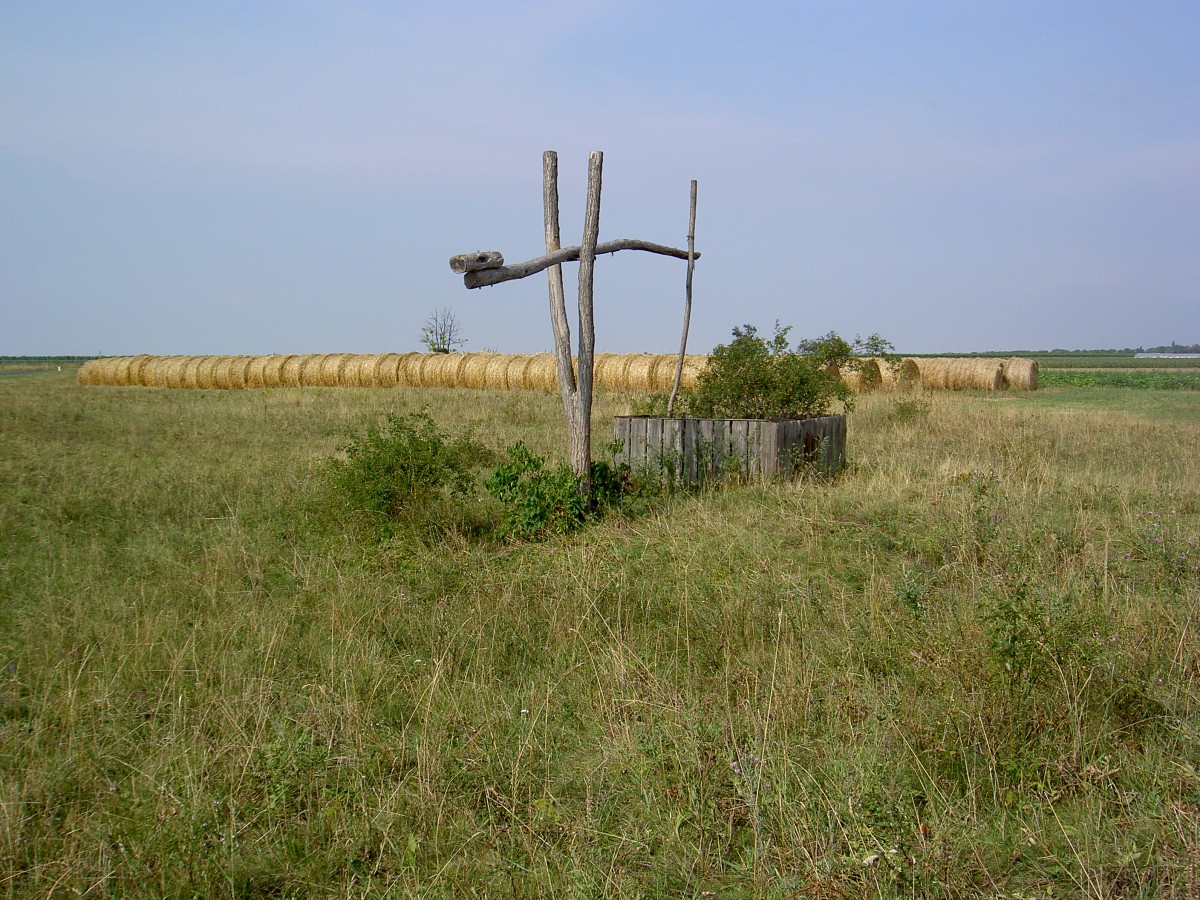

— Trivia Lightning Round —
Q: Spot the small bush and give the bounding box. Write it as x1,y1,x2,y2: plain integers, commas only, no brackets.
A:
676,323,895,420
325,411,489,525
485,443,625,541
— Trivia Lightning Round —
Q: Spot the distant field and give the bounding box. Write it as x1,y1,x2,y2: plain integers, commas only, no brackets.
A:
1039,369,1200,390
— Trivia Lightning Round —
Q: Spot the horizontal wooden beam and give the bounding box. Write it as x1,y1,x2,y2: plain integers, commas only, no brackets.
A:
456,239,700,289
448,251,505,274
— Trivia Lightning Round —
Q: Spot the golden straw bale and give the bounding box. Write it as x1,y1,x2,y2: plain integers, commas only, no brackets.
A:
193,356,221,389
295,355,325,387
179,357,205,389
878,357,921,391
117,356,144,385
524,355,559,391
1001,357,1038,391
86,357,117,385
450,353,474,387
502,354,532,390
458,355,492,388
392,352,421,387
841,358,883,393
343,355,378,387
215,356,252,389
621,355,659,392
265,355,293,388
102,358,125,385
916,358,1004,391
594,353,632,391
125,354,154,386
76,359,103,385
161,357,189,389
317,353,352,386
140,357,168,387
280,355,306,387
409,353,444,387
482,354,514,389
369,353,402,387
245,355,277,388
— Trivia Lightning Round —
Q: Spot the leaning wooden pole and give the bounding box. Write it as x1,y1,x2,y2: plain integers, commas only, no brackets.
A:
667,179,698,415
573,150,603,491
543,151,577,423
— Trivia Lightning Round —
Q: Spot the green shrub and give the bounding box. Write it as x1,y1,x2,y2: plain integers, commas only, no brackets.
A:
677,323,894,420
325,411,488,523
485,443,624,541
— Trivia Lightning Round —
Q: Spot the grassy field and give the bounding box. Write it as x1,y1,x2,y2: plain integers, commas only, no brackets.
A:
2,372,1198,897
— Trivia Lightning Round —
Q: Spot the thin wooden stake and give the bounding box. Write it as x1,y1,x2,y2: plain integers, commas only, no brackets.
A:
668,179,698,415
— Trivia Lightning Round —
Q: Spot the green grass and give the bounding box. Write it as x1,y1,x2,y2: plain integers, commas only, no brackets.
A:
2,371,1199,897
1039,369,1200,390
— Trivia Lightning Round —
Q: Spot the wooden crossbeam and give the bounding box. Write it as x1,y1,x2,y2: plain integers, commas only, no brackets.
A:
453,239,699,289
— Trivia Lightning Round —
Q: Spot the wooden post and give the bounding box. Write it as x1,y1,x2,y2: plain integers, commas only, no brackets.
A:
573,151,603,490
668,180,698,414
543,151,577,418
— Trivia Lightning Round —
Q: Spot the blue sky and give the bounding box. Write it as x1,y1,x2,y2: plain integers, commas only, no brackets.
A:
2,1,1197,355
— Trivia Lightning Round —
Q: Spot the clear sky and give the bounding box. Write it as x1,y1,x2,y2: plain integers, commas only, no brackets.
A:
2,1,1197,356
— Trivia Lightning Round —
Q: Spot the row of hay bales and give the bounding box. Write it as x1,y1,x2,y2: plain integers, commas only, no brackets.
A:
841,357,1038,392
76,353,711,393
78,353,1037,392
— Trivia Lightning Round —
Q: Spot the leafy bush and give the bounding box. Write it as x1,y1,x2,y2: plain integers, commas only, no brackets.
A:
325,411,488,523
676,323,895,420
485,443,625,541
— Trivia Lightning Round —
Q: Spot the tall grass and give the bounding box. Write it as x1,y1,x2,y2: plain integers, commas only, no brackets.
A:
1,372,1198,897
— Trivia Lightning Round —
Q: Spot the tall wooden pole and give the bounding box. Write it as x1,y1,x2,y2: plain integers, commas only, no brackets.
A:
668,180,698,415
543,151,576,422
573,151,603,490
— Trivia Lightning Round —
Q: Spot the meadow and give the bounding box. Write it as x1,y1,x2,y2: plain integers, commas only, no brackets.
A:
1,369,1198,897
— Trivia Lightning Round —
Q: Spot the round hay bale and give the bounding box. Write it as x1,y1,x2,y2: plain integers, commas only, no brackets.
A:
193,356,222,389
841,358,883,393
297,355,326,387
179,356,205,389
436,352,472,388
342,355,377,387
503,354,533,390
523,355,559,391
593,353,628,391
878,357,921,391
280,355,307,387
409,353,445,387
621,355,659,392
159,357,187,388
318,353,353,386
245,355,277,388
215,356,252,389
458,355,492,388
76,359,104,385
265,354,293,388
97,357,125,385
125,354,154,386
393,352,423,387
1001,357,1038,391
482,354,513,389
137,357,164,388
368,353,403,387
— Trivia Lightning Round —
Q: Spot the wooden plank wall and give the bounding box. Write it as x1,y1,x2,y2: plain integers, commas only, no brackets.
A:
614,416,846,484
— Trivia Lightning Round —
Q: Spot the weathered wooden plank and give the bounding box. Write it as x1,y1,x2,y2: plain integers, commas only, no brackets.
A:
613,416,630,468
614,415,845,485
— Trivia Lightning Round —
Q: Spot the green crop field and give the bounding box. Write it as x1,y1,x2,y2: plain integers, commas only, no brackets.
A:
2,371,1198,897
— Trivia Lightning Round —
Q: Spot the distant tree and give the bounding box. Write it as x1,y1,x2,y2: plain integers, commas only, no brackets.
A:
420,308,467,353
